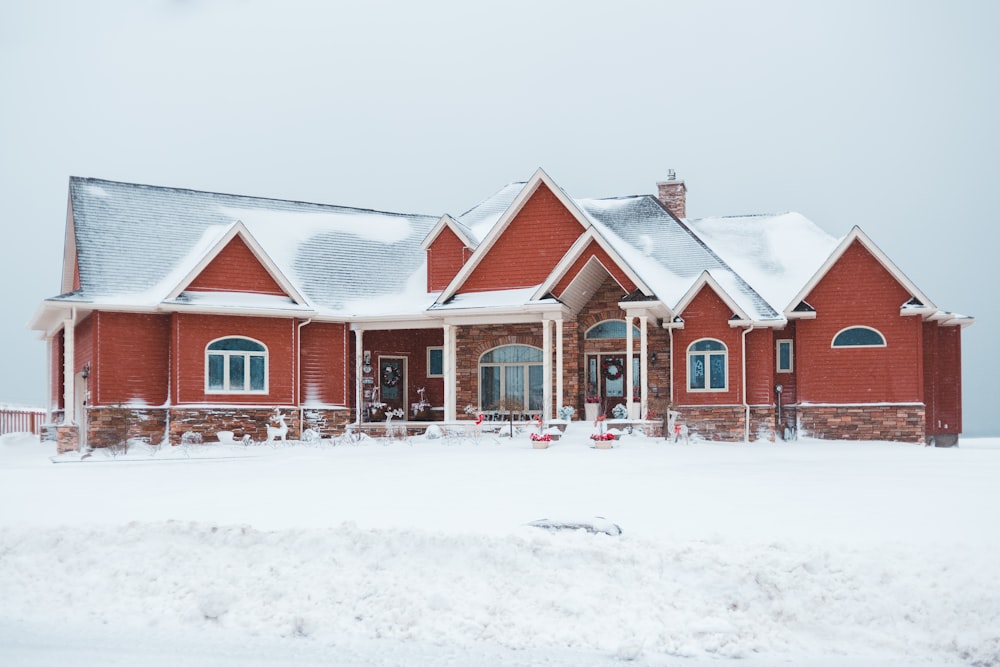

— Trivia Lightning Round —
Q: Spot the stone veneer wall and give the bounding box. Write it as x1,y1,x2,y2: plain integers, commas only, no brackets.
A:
168,407,300,444
87,407,168,448
796,404,925,443
674,405,746,441
301,407,353,438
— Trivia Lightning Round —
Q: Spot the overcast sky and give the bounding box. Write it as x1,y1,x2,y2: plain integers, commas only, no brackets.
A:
2,0,997,435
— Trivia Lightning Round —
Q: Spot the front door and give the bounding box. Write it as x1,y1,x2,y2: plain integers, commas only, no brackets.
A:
587,353,637,417
378,356,406,415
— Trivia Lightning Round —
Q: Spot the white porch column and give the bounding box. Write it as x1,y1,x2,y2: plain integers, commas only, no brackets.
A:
555,319,564,417
62,314,75,425
640,315,649,419
354,328,364,425
443,323,456,421
625,314,634,418
542,319,552,422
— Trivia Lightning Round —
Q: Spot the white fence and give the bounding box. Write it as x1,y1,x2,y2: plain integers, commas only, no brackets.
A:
0,406,46,436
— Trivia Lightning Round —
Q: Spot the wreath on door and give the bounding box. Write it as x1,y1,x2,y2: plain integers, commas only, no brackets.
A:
382,364,401,387
602,357,623,381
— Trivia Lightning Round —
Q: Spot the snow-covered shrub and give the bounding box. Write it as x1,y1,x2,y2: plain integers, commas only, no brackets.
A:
424,424,444,439
612,403,629,420
558,405,575,421
300,428,321,443
181,431,203,445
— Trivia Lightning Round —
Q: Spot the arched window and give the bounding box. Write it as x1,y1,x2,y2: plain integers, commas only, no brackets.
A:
687,339,727,391
479,345,543,412
206,337,268,393
585,320,641,339
832,326,886,348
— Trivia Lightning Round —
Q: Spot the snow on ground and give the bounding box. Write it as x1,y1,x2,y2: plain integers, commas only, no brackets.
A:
1,427,999,666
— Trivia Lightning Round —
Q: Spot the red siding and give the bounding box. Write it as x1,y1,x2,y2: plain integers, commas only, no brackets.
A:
460,183,583,292
796,240,923,404
172,314,297,405
92,312,170,406
187,236,286,296
745,328,773,405
426,227,470,292
553,240,638,295
300,322,351,406
923,322,963,434
673,287,744,406
773,324,798,404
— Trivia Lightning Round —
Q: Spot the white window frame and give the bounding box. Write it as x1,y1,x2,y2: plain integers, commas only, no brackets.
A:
426,346,444,378
831,326,887,348
687,338,728,392
205,336,269,394
776,339,794,373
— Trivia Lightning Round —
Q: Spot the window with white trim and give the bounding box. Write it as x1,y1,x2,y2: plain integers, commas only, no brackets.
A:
206,337,268,393
427,347,443,377
776,339,793,373
832,326,886,348
479,345,543,412
687,339,727,391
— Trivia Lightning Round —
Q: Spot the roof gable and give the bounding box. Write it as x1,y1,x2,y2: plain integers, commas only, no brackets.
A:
168,221,307,304
786,226,935,319
673,271,752,324
184,232,289,297
437,169,595,301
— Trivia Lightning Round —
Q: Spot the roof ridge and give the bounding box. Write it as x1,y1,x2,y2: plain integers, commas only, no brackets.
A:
69,176,437,221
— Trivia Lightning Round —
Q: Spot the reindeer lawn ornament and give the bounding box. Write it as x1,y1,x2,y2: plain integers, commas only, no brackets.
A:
266,410,289,443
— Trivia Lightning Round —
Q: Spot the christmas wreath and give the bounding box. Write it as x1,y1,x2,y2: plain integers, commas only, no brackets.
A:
382,364,401,387
602,357,623,381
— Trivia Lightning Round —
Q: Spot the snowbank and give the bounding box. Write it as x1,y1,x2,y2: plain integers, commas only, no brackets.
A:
1,430,998,665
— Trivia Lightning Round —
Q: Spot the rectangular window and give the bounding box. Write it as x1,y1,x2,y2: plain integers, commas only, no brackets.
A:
208,355,225,390
480,366,501,410
250,356,266,390
427,347,443,377
777,340,793,373
229,355,245,391
709,353,726,388
689,355,706,390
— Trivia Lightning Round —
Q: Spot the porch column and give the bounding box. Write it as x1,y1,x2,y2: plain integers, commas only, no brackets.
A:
542,319,552,422
555,319,564,417
62,314,75,425
443,323,456,421
640,315,649,419
625,315,634,418
354,328,364,425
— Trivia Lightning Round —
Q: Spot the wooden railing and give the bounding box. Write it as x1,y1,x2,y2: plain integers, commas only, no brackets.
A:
0,406,46,436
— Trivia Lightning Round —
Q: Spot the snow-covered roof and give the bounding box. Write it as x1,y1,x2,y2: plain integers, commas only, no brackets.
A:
38,172,948,332
58,177,438,317
686,212,840,314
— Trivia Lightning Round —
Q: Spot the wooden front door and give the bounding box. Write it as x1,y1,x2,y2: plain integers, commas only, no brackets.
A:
587,353,635,417
378,356,406,414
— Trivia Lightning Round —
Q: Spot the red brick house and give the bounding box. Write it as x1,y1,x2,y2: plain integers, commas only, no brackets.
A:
31,170,972,450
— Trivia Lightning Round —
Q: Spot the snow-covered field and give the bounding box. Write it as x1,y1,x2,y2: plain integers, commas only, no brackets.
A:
2,426,998,666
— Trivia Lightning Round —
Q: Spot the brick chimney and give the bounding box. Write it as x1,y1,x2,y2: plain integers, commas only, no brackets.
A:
656,169,686,219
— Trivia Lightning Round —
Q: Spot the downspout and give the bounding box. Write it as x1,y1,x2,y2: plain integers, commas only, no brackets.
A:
668,326,675,404
297,318,312,437
742,324,755,443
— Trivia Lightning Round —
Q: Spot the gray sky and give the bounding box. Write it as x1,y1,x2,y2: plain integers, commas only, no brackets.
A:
2,0,997,435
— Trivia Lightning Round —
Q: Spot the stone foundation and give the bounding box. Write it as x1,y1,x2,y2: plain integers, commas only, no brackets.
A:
87,407,168,448
301,407,353,438
796,404,925,443
675,405,746,441
168,407,301,445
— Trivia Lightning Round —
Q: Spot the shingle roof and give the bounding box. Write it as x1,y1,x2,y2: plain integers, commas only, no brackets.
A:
65,177,438,315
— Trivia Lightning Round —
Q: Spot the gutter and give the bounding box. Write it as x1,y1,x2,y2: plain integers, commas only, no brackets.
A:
742,324,755,442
